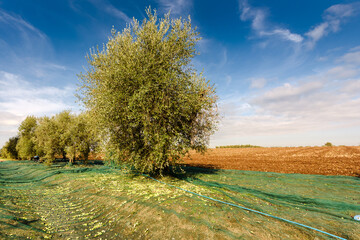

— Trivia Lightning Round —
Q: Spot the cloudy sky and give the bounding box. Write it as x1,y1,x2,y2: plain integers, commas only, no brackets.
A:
1,0,360,147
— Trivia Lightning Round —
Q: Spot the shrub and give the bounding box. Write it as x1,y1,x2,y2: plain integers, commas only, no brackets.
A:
324,142,333,147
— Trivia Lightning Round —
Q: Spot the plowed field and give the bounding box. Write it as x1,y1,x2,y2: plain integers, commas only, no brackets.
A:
184,146,360,176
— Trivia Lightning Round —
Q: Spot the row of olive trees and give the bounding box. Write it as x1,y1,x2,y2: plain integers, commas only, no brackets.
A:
0,111,98,163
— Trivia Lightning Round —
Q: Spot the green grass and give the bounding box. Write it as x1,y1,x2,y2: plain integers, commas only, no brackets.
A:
0,161,359,239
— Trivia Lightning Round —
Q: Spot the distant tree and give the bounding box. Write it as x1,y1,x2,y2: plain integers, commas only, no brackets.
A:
78,8,218,175
1,136,19,159
55,111,73,160
0,146,4,158
34,116,58,162
16,116,38,159
66,112,98,163
34,111,73,163
324,142,333,147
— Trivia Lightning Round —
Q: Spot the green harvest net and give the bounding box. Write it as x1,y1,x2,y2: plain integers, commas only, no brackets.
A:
0,160,359,239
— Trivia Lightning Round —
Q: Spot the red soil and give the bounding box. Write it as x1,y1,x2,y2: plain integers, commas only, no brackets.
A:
183,146,360,177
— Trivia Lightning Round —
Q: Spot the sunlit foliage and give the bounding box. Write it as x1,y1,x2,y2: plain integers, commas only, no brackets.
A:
78,8,218,175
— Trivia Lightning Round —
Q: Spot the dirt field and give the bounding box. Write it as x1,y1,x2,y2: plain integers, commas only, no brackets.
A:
184,146,360,177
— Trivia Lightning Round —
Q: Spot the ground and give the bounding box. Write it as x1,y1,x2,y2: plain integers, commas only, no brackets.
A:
184,146,360,176
0,146,359,239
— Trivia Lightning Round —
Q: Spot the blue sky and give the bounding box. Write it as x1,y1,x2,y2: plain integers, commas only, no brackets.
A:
1,0,360,147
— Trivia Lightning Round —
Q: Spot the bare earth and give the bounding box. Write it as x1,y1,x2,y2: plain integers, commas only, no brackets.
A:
184,146,360,177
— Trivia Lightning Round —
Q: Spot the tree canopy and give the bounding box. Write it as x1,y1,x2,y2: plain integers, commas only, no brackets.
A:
16,116,38,159
78,8,218,175
1,136,19,159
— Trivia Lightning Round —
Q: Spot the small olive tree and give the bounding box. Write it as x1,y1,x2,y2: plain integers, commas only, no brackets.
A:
324,142,333,147
78,8,218,175
34,111,72,162
16,116,38,159
66,112,98,163
1,136,19,159
34,116,59,162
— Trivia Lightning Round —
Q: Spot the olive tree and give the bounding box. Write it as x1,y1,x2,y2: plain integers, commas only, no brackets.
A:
66,112,98,163
34,111,73,162
16,116,38,159
34,116,58,162
78,8,218,175
55,110,73,160
1,136,19,159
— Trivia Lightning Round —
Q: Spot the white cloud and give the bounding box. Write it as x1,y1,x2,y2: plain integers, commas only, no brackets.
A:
220,48,228,67
350,46,360,52
0,9,75,147
0,112,25,147
305,22,329,44
254,81,324,104
305,2,360,48
239,1,266,31
238,0,302,44
225,75,232,86
272,29,303,43
238,1,360,49
197,38,211,53
0,9,47,41
0,9,51,55
0,129,18,149
157,0,192,16
212,49,360,147
259,28,303,43
325,66,358,80
0,112,23,126
0,72,73,106
0,8,59,79
103,5,131,22
0,71,76,147
193,39,228,72
339,51,360,65
86,0,131,22
250,77,266,89
0,21,53,87
216,96,253,117
325,3,359,19
341,79,360,93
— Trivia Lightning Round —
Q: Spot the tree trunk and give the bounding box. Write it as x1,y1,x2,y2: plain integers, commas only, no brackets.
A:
70,148,76,164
